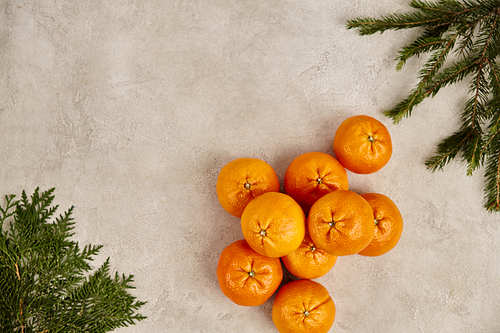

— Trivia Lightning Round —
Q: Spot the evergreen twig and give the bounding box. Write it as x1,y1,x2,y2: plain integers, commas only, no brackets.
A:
0,187,146,332
347,0,500,212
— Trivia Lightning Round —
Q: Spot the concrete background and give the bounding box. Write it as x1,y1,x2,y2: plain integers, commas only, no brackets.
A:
2,0,500,332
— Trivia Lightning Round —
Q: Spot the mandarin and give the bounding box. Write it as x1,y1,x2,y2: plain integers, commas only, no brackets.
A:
281,232,337,280
216,158,280,218
216,239,283,306
358,193,403,257
308,190,374,256
272,279,336,333
241,192,306,258
333,115,392,174
284,151,349,215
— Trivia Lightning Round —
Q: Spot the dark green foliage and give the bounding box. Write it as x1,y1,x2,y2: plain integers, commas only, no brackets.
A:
347,0,500,212
0,188,146,332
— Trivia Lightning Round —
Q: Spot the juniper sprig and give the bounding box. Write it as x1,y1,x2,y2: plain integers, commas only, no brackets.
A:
347,0,500,212
0,187,146,332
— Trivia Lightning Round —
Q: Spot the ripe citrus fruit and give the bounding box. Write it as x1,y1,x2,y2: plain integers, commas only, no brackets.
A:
281,232,337,279
272,279,336,333
284,151,349,215
241,192,306,258
358,193,404,257
216,158,280,218
307,190,374,256
333,115,392,174
216,239,283,306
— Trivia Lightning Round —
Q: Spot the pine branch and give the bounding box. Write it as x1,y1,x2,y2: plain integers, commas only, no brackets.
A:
0,188,146,332
385,31,460,123
426,128,471,170
395,36,448,70
346,14,448,35
427,56,481,97
346,0,485,35
347,0,500,212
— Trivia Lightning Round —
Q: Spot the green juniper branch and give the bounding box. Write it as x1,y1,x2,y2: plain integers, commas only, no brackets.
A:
347,0,500,212
0,187,146,332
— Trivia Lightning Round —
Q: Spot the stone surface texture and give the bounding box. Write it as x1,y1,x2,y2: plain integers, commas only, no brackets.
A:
2,0,500,332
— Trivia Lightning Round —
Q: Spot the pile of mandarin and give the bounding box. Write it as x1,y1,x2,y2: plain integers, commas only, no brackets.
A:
216,115,403,333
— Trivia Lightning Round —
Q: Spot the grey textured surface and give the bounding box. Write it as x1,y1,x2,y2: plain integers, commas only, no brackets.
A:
2,1,500,332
